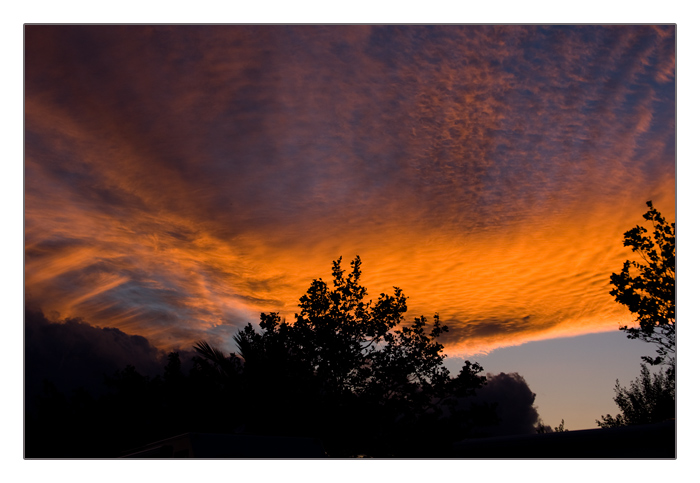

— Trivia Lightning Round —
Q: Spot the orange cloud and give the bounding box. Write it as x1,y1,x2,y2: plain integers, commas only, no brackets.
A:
25,25,675,356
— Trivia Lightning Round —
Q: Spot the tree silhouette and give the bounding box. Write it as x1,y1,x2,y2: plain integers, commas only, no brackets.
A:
598,202,676,430
26,258,508,457
197,256,492,456
597,364,675,428
610,201,675,366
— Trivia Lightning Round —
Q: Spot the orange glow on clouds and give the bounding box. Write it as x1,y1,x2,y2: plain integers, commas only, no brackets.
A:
25,25,675,356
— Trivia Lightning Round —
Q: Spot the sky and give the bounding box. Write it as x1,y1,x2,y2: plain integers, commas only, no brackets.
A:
24,25,675,431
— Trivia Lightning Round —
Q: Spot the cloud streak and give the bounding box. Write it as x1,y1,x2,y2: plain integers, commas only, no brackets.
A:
25,25,675,355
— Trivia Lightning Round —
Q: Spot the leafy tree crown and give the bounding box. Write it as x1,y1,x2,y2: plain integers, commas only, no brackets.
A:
610,201,675,365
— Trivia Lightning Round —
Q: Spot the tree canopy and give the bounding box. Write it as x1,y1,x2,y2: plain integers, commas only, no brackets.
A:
597,364,675,428
610,201,675,366
598,201,676,430
201,256,492,456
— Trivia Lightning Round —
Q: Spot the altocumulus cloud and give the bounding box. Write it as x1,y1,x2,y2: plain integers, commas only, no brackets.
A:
25,25,675,356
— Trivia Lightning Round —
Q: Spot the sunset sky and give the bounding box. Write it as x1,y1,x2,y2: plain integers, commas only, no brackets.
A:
24,25,675,430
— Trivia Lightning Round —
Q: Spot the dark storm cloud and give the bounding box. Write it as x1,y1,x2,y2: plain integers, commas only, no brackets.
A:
472,372,543,437
25,25,675,354
25,308,166,402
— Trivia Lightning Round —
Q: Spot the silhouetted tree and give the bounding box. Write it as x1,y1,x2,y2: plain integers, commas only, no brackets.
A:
598,202,676,431
610,201,675,366
26,259,504,457
597,364,675,428
198,256,492,456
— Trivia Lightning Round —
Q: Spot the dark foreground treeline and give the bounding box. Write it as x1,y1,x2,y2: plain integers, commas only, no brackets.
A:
26,347,496,458
25,320,503,457
25,258,547,457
